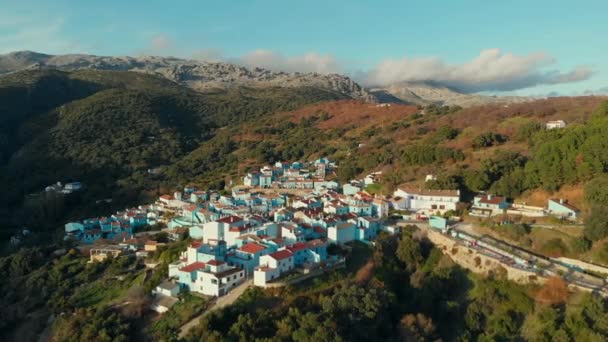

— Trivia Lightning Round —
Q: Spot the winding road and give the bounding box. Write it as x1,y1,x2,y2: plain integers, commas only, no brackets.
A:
178,279,252,339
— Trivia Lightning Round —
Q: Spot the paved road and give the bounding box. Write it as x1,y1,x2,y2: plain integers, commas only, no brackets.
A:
178,279,252,339
446,223,608,294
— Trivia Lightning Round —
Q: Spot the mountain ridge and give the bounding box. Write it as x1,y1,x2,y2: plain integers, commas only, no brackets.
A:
0,51,533,107
0,51,376,102
370,80,530,107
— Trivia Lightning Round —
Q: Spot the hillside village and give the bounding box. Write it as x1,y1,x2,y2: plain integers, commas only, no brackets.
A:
60,155,596,315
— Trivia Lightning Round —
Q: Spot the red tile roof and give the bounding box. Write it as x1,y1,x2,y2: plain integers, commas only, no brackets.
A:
207,260,225,266
160,194,172,200
190,241,203,249
217,215,243,224
478,195,507,205
270,249,293,260
314,226,326,234
179,262,206,272
307,239,327,248
239,243,267,254
286,242,307,252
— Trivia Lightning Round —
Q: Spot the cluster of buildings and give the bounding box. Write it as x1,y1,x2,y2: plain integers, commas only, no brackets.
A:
164,185,395,294
243,158,338,190
68,155,585,306
64,205,160,243
155,159,405,295
469,194,580,221
45,181,83,194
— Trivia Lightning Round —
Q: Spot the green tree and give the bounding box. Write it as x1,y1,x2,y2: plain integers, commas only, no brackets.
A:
584,206,608,241
585,176,608,206
396,230,424,272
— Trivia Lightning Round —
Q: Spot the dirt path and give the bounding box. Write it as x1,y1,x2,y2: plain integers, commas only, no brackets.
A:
178,279,252,339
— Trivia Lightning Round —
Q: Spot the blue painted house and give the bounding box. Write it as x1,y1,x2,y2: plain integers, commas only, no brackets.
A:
548,199,580,221
429,216,448,232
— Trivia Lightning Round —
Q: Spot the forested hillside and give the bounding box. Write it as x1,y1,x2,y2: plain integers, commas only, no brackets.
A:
1,68,608,247
4,228,608,341
0,69,346,237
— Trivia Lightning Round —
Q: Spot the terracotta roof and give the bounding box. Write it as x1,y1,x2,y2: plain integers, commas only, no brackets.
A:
286,242,307,252
145,240,158,245
478,195,507,205
397,185,459,197
190,241,203,249
179,262,206,272
269,249,293,260
269,238,285,244
314,226,326,234
307,239,327,248
217,215,244,224
336,222,355,229
160,195,172,200
239,243,267,254
207,260,225,266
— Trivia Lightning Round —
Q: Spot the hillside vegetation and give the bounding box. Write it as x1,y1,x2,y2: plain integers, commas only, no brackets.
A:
0,69,346,236
2,68,608,246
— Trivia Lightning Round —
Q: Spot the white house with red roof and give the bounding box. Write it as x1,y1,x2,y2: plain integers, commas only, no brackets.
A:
253,249,295,286
227,242,274,274
168,241,245,297
393,185,460,215
471,194,511,217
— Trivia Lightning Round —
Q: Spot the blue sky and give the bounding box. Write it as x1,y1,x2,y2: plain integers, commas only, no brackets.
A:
2,0,607,95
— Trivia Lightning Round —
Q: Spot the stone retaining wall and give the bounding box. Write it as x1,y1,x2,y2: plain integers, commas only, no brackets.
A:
425,229,544,285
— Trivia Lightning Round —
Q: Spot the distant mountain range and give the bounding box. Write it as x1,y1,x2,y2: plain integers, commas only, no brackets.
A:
369,81,530,107
0,50,531,107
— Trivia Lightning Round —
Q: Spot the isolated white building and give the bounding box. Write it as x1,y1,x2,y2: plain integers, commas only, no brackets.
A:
546,120,566,129
393,186,460,215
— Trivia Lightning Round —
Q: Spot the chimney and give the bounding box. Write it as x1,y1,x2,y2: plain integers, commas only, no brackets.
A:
560,198,565,204
487,194,493,200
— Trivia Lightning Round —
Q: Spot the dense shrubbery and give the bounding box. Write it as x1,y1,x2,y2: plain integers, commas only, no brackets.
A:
182,227,608,341
401,145,465,165
472,132,506,148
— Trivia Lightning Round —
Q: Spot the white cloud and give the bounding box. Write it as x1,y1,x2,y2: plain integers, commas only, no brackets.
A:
364,49,593,92
234,49,342,74
583,87,608,96
0,14,82,54
150,34,172,51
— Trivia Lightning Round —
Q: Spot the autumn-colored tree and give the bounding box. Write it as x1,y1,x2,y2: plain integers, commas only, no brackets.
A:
399,313,437,341
535,277,570,305
354,260,375,284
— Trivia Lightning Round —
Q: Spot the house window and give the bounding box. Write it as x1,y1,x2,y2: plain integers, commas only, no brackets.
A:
211,279,218,284
431,205,437,210
440,205,445,210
